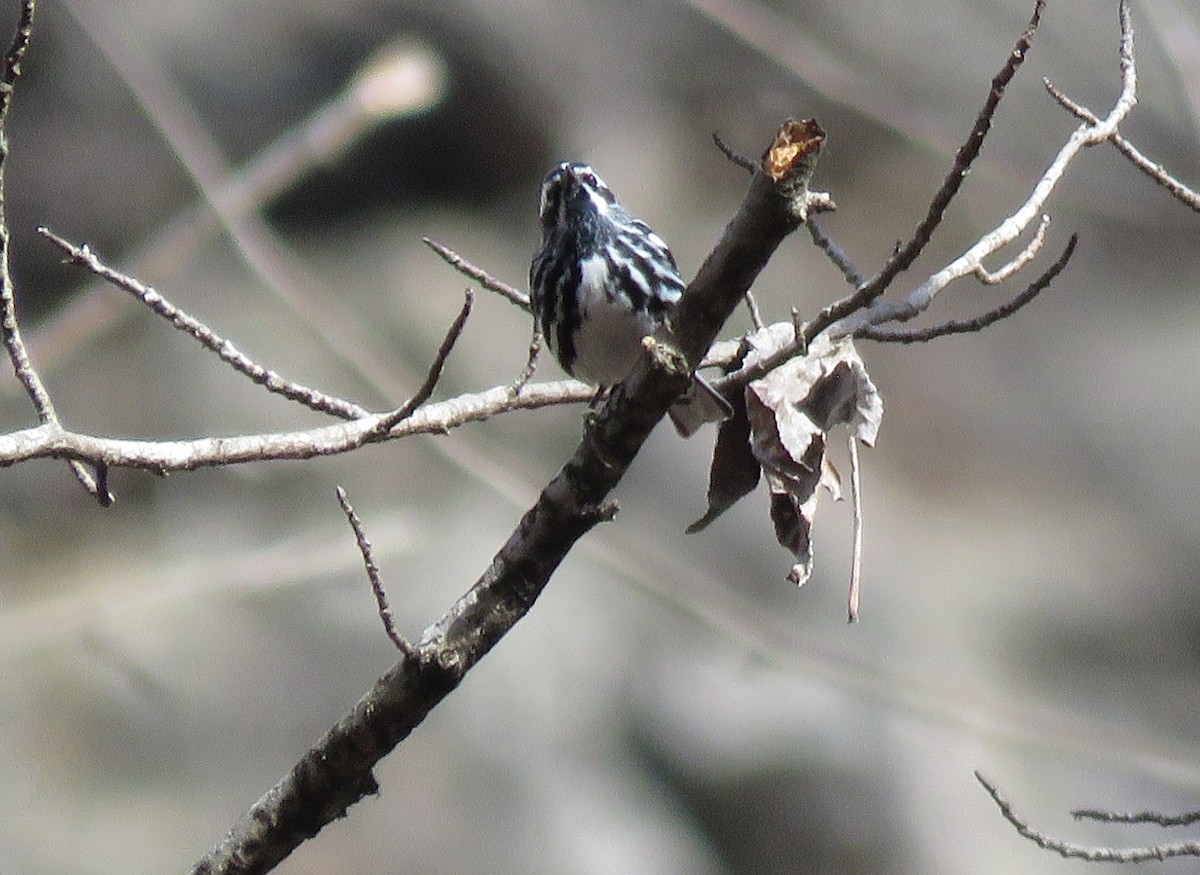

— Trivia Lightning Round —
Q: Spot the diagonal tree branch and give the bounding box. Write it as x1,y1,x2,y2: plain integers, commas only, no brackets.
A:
188,118,826,875
1043,75,1200,212
423,237,530,309
38,226,371,421
829,0,1135,339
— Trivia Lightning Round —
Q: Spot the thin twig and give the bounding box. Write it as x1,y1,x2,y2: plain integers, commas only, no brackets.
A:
1044,76,1200,212
510,327,541,394
1073,807,1200,827
976,772,1200,862
827,0,1136,339
712,131,756,174
847,433,863,623
743,289,765,330
804,0,1047,341
38,227,370,421
366,290,473,438
859,233,1076,343
423,237,530,310
806,214,864,287
336,487,414,655
975,214,1051,284
0,1,103,501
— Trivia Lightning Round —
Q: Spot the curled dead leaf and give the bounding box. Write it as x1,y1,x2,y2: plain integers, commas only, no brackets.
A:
690,325,882,615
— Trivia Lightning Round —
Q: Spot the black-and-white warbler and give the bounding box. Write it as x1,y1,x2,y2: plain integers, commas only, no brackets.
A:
530,161,730,435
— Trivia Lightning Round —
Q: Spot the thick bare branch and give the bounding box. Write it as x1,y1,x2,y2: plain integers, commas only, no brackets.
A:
0,378,599,472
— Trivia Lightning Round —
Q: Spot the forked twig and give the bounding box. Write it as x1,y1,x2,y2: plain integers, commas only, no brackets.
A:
0,1,104,502
974,214,1051,284
715,0,1051,397
977,772,1200,862
859,233,1076,343
806,0,1048,341
1044,77,1200,212
826,0,1137,340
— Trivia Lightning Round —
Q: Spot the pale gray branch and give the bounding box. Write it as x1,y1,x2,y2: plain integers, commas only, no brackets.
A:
0,380,594,473
829,0,1137,338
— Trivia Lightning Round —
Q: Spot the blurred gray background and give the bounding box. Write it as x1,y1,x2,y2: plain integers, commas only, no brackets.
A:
2,0,1199,873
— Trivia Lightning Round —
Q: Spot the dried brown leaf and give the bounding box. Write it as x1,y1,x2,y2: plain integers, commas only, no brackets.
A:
742,330,882,589
687,392,760,533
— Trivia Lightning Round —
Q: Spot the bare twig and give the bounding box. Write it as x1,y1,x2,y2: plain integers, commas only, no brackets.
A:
510,327,541,394
806,214,864,288
827,0,1136,339
714,2,1049,398
743,289,765,330
858,233,1076,343
1073,807,1200,827
39,227,370,422
0,1,104,501
976,772,1200,862
336,487,413,655
1044,76,1200,212
0,379,597,473
365,290,473,439
423,237,530,309
807,0,1047,340
0,0,33,119
975,214,1051,284
712,131,756,174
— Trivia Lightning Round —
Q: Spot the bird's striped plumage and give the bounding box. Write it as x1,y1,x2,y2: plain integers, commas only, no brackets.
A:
529,161,731,435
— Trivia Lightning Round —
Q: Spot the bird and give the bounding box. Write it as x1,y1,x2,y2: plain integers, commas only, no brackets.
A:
529,161,730,436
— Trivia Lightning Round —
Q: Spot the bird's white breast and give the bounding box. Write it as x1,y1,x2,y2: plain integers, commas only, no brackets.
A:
570,253,661,385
